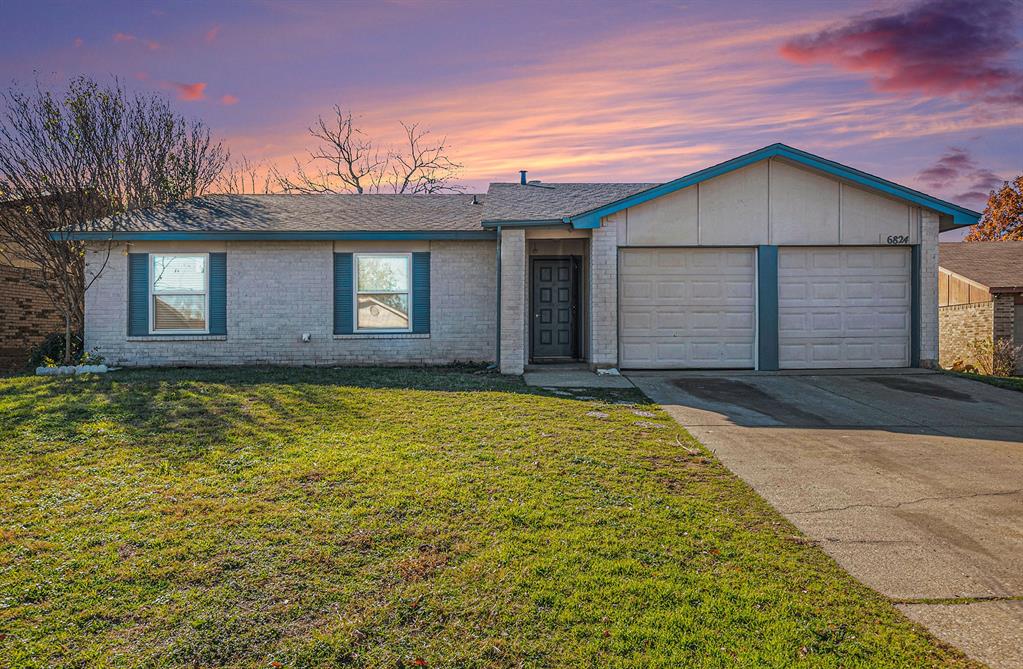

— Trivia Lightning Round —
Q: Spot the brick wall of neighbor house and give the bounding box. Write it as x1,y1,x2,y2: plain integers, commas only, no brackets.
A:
0,265,63,371
938,302,993,369
84,240,497,366
992,293,1016,343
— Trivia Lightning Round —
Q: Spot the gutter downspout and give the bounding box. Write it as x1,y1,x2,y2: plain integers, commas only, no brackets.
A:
494,225,502,369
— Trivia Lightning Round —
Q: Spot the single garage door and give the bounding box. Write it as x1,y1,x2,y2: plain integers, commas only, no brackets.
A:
778,247,911,369
619,248,756,368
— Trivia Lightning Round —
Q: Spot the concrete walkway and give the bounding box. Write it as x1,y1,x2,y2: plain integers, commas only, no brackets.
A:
629,370,1023,669
523,369,634,389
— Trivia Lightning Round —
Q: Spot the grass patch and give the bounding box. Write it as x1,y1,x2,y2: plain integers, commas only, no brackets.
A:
0,367,976,667
944,370,1023,393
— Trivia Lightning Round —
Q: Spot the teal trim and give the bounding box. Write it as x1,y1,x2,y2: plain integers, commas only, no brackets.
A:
911,245,921,367
480,219,566,229
568,143,981,229
411,252,431,334
208,252,227,335
127,253,149,337
757,246,779,371
334,253,354,335
55,230,497,241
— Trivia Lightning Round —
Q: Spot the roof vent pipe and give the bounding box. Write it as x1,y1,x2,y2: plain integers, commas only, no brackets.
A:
519,170,527,185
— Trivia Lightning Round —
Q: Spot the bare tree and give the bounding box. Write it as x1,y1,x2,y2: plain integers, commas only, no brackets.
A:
274,106,462,195
216,156,274,194
0,76,228,363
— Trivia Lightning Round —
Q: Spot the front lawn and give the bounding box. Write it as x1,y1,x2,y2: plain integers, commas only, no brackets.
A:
0,368,974,668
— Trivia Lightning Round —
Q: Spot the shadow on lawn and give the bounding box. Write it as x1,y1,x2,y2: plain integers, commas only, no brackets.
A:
0,366,639,464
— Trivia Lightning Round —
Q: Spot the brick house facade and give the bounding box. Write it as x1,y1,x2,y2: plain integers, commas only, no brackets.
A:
0,265,63,370
939,242,1023,373
70,145,980,372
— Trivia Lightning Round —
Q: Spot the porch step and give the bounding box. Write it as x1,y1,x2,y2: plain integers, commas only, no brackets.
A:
524,362,590,372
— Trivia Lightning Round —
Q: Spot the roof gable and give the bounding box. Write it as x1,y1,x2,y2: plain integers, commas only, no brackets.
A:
567,144,981,229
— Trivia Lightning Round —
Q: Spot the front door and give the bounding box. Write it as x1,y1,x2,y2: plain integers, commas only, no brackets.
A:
531,257,579,361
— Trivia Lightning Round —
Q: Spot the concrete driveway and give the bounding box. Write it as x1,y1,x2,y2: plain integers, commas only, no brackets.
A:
629,370,1023,669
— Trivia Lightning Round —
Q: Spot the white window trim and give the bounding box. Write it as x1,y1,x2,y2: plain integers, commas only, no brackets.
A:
353,252,413,334
149,252,210,335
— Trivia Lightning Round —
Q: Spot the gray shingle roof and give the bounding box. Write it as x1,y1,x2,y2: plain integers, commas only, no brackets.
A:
86,193,486,233
940,242,1023,291
482,182,657,223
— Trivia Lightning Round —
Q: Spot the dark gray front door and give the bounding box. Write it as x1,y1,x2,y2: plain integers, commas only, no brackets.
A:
531,257,578,360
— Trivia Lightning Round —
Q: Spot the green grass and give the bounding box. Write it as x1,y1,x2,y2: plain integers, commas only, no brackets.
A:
0,367,976,668
944,370,1023,393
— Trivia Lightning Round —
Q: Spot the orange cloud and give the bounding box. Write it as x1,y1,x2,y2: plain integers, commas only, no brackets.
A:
220,15,1023,192
205,25,221,43
113,32,135,43
73,37,84,48
221,94,239,106
171,82,207,101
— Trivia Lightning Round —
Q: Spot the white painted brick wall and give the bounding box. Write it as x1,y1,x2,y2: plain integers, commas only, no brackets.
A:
84,240,496,367
499,229,525,374
920,209,939,366
589,215,619,367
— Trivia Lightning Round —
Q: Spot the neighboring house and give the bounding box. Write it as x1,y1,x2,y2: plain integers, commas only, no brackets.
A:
938,241,1023,373
0,199,63,371
64,144,980,373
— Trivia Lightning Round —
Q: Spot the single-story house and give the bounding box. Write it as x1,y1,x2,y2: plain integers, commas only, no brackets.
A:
938,241,1023,373
64,144,980,374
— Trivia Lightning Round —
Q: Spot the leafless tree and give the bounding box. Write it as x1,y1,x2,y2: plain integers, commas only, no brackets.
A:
0,76,228,363
216,156,274,194
274,106,463,195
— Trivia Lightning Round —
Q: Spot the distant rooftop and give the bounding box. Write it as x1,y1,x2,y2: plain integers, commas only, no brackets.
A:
940,241,1023,291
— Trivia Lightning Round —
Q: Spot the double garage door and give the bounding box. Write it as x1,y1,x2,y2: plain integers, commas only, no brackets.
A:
619,247,911,369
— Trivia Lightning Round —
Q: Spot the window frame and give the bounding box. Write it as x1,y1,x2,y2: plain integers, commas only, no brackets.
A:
148,252,211,335
353,252,413,334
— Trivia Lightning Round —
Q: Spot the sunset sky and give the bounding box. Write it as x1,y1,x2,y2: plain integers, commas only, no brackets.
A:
3,0,1022,239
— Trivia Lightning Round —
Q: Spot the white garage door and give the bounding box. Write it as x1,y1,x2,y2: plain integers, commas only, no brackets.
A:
619,248,756,368
778,247,911,369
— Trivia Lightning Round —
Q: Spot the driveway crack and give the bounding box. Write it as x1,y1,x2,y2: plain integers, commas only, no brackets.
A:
786,488,1023,515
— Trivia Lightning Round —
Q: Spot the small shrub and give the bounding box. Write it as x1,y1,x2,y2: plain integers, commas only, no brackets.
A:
992,338,1022,377
964,337,1022,377
28,332,83,369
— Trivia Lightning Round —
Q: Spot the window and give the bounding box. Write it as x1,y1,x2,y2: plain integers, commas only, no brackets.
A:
355,253,411,331
151,254,208,333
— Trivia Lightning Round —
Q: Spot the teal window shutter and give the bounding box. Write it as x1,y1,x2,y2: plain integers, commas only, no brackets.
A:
334,253,354,334
209,253,227,335
127,253,149,336
412,252,431,334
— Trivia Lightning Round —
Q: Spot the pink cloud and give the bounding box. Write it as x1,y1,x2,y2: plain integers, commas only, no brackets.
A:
113,32,136,43
145,40,161,51
205,25,221,43
781,0,1023,103
73,37,84,48
220,94,239,106
171,82,207,101
134,71,149,81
